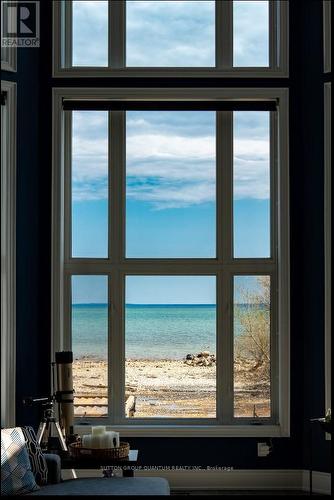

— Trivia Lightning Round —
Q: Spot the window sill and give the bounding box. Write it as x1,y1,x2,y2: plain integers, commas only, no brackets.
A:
52,67,289,79
74,424,289,438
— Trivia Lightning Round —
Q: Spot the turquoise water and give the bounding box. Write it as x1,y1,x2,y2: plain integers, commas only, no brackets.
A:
72,304,216,360
71,304,266,360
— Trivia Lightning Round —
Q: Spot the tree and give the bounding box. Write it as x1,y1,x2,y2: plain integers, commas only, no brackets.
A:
234,276,270,381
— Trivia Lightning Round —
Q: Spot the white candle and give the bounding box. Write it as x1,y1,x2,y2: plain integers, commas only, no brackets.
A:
111,431,120,448
102,431,113,448
91,434,104,449
105,428,120,448
101,432,111,449
82,434,92,448
92,426,106,436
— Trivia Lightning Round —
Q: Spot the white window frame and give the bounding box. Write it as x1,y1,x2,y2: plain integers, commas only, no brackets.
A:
1,46,17,72
52,87,289,437
1,80,16,427
52,0,289,78
323,1,331,73
1,1,17,72
324,83,331,427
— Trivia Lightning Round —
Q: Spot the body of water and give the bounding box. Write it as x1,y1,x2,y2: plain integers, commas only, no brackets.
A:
72,304,217,360
71,303,265,360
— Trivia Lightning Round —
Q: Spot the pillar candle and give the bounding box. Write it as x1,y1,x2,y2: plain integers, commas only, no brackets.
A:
105,428,121,448
102,431,114,448
82,434,92,448
110,431,120,448
114,432,120,448
102,431,112,448
92,426,106,436
91,434,104,449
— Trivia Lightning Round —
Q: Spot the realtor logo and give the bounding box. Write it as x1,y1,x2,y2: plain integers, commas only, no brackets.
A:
1,1,40,47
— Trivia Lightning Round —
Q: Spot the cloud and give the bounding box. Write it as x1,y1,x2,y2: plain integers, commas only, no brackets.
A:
72,0,268,68
73,1,108,66
126,0,215,67
72,111,108,201
127,181,215,210
234,112,270,200
127,111,215,137
233,0,269,66
72,111,270,207
127,133,215,162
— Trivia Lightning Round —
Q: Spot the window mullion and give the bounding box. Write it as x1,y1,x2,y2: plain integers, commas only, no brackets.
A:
63,111,72,360
218,111,233,262
270,270,279,423
109,270,125,424
216,270,224,424
63,272,72,353
64,110,72,263
221,270,233,424
63,0,72,68
218,111,233,424
109,111,125,423
270,111,278,262
218,111,233,423
109,111,125,264
269,0,277,69
109,0,125,68
216,0,233,68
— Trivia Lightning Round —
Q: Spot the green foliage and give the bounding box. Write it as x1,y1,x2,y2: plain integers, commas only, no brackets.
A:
235,276,270,380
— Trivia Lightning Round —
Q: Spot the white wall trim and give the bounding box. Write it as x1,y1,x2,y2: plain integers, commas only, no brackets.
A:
324,83,331,430
1,50,17,72
74,424,287,439
323,1,331,73
302,471,331,496
1,2,17,73
62,469,331,495
1,80,17,427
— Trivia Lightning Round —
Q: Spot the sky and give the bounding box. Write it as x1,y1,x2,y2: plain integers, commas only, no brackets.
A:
71,1,270,303
71,275,266,305
71,108,270,303
72,0,269,67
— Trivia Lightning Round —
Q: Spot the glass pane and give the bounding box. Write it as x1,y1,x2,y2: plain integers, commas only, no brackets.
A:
72,1,108,66
126,0,215,67
126,111,216,257
233,0,269,67
125,276,216,418
233,111,270,258
234,276,271,418
72,275,108,418
72,111,108,258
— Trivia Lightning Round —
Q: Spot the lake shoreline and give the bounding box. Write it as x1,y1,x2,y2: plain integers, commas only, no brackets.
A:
73,357,270,419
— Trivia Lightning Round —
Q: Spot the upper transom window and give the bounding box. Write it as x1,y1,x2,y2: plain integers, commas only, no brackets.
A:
53,0,288,77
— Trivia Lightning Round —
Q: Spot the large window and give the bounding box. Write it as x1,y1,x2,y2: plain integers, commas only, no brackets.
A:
52,88,289,436
53,0,288,77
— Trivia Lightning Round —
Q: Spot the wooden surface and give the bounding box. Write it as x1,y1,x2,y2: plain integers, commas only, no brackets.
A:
61,449,138,469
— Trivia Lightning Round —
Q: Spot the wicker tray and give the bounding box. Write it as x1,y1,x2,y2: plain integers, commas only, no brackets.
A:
69,441,130,460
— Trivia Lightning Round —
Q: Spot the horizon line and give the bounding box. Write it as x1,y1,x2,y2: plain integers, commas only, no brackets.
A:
71,302,261,306
72,302,216,306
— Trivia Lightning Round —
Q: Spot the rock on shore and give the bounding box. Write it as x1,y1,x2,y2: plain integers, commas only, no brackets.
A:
184,351,216,367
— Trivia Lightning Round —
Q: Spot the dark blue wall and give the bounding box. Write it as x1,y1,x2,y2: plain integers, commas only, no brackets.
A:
1,0,330,474
1,19,51,427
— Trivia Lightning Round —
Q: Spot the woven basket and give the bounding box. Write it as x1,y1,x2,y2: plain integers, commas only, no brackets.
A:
69,441,130,460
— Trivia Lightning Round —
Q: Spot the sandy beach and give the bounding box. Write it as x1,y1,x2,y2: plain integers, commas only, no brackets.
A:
73,357,270,419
